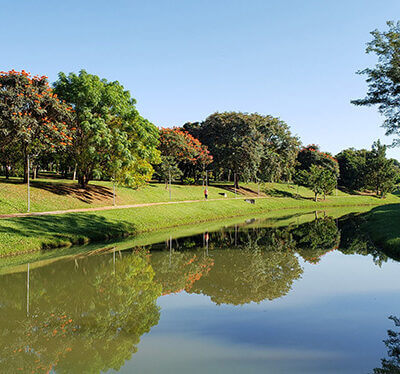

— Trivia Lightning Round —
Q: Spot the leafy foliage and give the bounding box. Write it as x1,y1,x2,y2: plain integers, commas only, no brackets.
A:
155,127,212,184
53,70,160,188
365,140,398,197
336,148,368,190
352,21,400,146
188,112,299,187
0,70,74,181
373,316,400,374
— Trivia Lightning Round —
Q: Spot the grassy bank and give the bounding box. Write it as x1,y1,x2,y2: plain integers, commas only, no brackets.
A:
0,190,399,256
0,205,377,274
356,204,400,257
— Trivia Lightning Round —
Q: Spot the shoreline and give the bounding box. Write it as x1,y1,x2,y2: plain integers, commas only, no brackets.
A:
0,194,398,257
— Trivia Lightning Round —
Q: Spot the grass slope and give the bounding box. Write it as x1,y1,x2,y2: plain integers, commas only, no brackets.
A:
0,188,398,256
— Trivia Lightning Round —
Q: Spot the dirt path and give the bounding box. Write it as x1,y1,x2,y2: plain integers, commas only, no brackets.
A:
0,196,269,219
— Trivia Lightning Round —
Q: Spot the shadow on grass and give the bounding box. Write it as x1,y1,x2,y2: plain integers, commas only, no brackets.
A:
0,213,136,251
31,182,114,203
211,184,260,196
264,187,312,200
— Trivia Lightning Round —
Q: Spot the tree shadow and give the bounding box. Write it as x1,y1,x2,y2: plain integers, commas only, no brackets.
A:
32,182,114,203
264,187,312,200
0,214,136,251
0,177,25,185
211,184,260,196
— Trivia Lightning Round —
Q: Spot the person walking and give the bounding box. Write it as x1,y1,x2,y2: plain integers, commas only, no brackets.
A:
204,187,208,200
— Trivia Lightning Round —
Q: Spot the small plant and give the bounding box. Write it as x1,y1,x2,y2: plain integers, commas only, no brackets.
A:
182,177,196,185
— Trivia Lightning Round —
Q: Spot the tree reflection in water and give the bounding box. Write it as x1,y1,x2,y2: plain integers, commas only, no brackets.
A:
373,316,400,374
0,252,161,373
150,216,342,305
0,212,393,373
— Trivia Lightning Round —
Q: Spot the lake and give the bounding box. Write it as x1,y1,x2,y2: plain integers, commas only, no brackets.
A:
0,209,399,373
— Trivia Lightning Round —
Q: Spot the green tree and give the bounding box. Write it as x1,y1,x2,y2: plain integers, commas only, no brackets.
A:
193,112,298,187
336,148,368,191
0,69,74,182
365,140,398,197
306,165,337,201
53,70,159,188
352,21,400,146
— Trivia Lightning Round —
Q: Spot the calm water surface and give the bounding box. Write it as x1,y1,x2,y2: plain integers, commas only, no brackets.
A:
0,213,399,373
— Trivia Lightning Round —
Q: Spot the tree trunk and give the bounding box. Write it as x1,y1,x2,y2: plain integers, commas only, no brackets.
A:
32,164,37,180
314,192,318,202
3,164,9,179
78,173,90,188
72,163,77,181
23,153,28,183
234,173,239,189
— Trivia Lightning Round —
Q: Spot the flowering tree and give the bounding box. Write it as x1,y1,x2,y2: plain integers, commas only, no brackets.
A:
156,127,212,184
0,70,74,182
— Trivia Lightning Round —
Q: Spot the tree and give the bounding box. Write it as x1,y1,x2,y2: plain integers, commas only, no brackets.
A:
192,112,299,188
306,165,337,201
352,21,400,146
155,127,212,183
257,116,300,182
0,70,74,182
336,148,368,191
294,145,339,200
295,144,339,176
53,70,160,188
365,140,398,197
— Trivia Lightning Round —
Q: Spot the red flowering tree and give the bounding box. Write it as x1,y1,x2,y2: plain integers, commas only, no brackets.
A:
296,145,339,173
156,127,212,184
0,70,74,182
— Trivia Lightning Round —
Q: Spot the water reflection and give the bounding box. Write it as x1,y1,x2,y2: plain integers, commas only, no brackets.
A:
373,316,400,374
0,212,398,373
0,253,161,373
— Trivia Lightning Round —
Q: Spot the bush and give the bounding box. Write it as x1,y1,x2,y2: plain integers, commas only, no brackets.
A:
182,177,196,185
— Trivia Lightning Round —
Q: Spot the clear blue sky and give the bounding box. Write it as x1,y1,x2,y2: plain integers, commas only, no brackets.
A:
2,0,400,158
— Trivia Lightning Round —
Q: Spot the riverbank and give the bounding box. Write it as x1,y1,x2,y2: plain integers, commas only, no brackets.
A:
0,192,399,256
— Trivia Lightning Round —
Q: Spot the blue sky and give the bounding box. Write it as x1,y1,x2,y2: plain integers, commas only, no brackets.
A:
2,0,400,158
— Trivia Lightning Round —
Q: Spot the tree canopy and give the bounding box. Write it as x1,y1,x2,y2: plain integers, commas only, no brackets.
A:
53,70,160,188
352,21,400,146
0,70,74,182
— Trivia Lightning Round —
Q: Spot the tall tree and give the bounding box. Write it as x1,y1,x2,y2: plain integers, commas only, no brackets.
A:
365,140,398,197
352,21,400,146
336,148,368,191
192,112,298,187
155,127,212,183
0,70,74,182
53,70,160,188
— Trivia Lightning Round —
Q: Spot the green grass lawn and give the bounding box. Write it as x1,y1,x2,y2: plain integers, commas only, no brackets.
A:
358,204,400,256
0,187,399,255
0,177,238,214
0,176,393,215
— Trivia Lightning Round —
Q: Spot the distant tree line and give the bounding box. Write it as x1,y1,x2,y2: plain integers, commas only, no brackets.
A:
1,69,399,199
